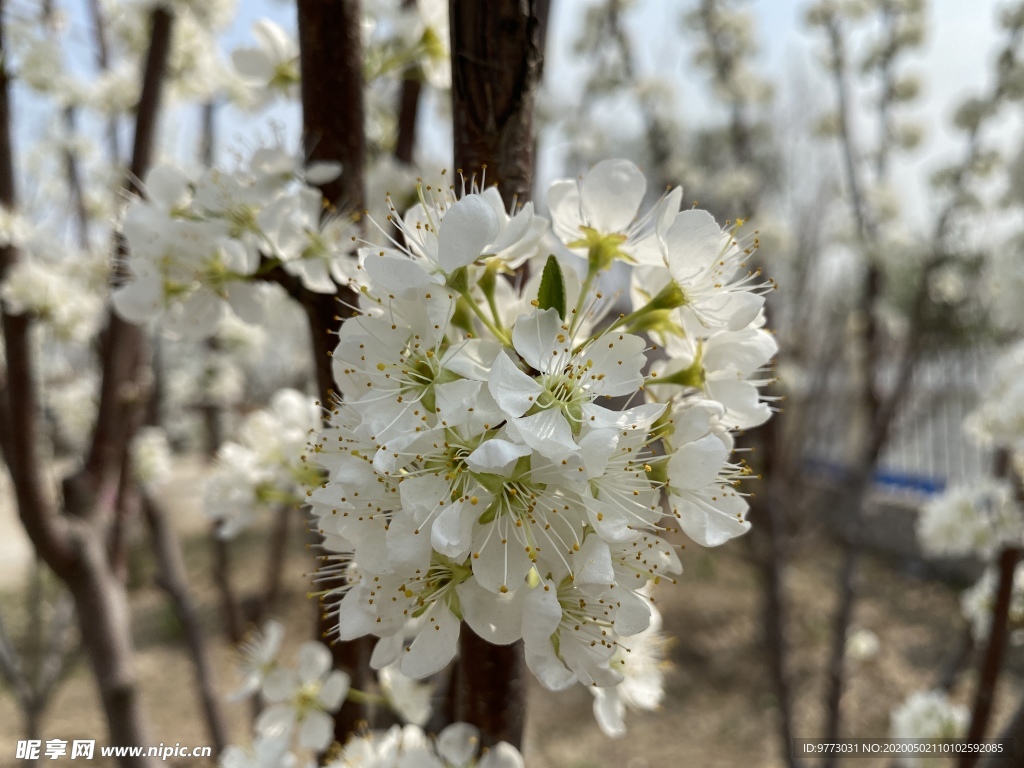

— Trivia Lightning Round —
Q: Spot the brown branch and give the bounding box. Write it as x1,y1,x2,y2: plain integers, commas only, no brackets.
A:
0,0,77,576
449,626,527,748
977,692,1024,767
395,77,422,165
82,6,173,497
142,494,229,754
85,0,120,163
935,622,975,694
211,524,246,645
0,3,173,763
959,546,1022,768
259,504,292,614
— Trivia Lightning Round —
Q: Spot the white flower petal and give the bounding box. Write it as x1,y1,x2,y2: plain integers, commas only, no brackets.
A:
261,669,297,703
663,209,723,281
592,687,626,738
297,641,332,684
400,606,460,679
436,722,480,767
614,589,652,636
437,194,500,272
668,434,727,490
431,500,477,560
671,489,751,547
456,579,524,645
477,742,526,768
488,351,543,418
297,709,334,751
363,252,437,294
370,632,405,670
508,409,577,462
581,159,646,233
511,307,563,373
574,536,614,587
465,439,531,476
255,702,296,740
317,670,351,712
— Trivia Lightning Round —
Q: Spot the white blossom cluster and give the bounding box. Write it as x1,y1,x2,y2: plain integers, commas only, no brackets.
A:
204,389,321,538
131,426,173,492
591,597,669,737
112,148,352,339
225,620,350,758
916,480,1023,561
222,620,517,767
959,562,1024,643
10,0,240,111
326,723,522,768
889,689,969,768
306,159,774,719
0,229,107,344
966,342,1024,470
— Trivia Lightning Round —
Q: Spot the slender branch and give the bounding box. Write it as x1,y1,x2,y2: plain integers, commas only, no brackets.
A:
81,7,173,497
0,0,77,576
259,504,292,614
86,0,121,162
142,493,229,754
395,77,422,165
958,546,1022,768
935,623,975,694
978,692,1024,767
211,524,246,646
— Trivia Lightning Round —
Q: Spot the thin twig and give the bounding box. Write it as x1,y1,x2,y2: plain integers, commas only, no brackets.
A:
958,546,1022,768
142,493,229,753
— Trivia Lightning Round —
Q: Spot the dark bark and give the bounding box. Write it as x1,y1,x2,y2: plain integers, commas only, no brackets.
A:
936,624,975,694
395,77,422,165
211,527,245,646
449,0,549,205
449,627,527,748
143,495,228,753
978,693,1024,767
83,7,172,494
296,0,372,745
958,547,1022,768
444,0,549,749
66,539,152,766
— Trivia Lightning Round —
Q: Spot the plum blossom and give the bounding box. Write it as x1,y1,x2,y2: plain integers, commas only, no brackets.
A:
256,642,351,751
308,160,774,717
889,690,969,767
917,480,1023,561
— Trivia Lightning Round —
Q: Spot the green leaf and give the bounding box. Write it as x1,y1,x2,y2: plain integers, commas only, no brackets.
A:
537,254,567,320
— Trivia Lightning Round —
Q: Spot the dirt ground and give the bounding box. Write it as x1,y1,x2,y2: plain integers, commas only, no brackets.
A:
0,468,1020,768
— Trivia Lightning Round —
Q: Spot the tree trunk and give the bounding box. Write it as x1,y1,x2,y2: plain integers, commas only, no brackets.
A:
296,0,373,745
446,0,550,749
66,533,153,767
449,0,549,203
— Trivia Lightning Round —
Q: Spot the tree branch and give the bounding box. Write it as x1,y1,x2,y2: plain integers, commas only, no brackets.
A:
142,493,229,754
958,546,1022,768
